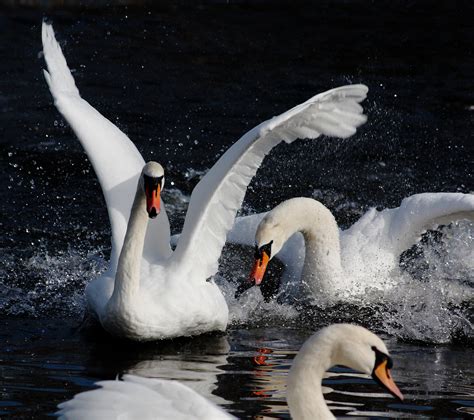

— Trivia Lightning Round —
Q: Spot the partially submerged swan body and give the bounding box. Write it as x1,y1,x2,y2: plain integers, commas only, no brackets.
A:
232,193,474,303
57,324,403,420
58,374,234,420
41,22,368,340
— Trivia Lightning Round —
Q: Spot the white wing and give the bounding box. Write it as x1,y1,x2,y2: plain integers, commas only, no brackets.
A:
342,192,474,263
41,22,172,270
172,85,368,280
56,375,235,420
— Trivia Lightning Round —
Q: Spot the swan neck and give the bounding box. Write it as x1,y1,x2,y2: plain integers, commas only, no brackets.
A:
111,186,148,304
291,201,343,297
287,336,335,420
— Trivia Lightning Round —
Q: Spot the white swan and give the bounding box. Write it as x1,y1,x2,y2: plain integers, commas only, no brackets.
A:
41,22,368,340
56,324,403,420
232,193,474,302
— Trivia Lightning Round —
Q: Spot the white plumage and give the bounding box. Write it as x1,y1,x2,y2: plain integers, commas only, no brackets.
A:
41,22,368,340
57,325,403,420
230,193,474,302
56,375,234,420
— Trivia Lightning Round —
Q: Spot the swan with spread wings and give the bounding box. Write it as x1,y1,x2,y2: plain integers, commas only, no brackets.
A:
42,22,368,340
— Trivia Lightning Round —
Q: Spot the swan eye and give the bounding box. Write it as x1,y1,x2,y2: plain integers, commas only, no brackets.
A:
372,346,393,369
143,175,163,192
255,240,273,259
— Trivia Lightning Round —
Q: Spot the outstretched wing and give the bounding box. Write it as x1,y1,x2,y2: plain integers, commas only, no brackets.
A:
41,23,171,270
172,85,368,280
383,192,474,257
56,375,235,420
343,192,474,261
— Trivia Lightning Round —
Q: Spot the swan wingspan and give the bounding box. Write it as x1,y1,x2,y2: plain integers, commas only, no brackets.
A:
171,85,368,281
56,375,235,420
41,22,172,269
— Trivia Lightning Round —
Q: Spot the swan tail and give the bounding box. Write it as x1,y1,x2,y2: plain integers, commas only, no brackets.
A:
41,22,80,100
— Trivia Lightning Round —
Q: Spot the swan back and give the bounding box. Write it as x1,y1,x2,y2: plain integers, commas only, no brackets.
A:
56,374,234,420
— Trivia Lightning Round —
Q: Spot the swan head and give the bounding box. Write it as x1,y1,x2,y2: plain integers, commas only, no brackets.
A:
247,213,289,286
234,211,291,298
322,324,404,401
288,324,403,417
141,162,165,219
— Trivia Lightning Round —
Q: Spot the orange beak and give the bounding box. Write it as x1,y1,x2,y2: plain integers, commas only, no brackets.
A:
372,359,404,401
146,184,161,218
249,251,270,285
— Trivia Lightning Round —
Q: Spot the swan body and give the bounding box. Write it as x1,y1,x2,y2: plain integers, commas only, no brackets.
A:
57,374,234,420
42,22,368,340
232,193,474,302
57,324,403,420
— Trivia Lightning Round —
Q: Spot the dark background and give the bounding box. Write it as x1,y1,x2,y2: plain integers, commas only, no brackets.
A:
1,0,473,316
0,2,472,418
2,1,473,244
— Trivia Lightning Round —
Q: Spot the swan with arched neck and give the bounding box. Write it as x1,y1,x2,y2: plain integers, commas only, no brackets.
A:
41,22,368,340
233,194,474,303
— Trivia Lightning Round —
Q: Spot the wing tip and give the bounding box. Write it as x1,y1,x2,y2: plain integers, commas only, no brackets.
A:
41,20,80,99
334,83,369,101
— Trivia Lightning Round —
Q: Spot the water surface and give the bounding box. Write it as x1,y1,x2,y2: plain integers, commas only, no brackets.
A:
1,320,473,418
0,2,473,418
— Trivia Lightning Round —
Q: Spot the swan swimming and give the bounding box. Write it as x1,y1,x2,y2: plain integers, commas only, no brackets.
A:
41,22,368,340
231,194,474,303
56,324,403,420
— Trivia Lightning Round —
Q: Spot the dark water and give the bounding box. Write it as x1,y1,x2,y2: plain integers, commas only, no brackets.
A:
0,2,473,418
1,320,473,418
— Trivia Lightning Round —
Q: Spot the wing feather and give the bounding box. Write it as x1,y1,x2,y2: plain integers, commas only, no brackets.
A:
386,192,474,257
172,85,368,279
41,23,172,268
342,192,474,261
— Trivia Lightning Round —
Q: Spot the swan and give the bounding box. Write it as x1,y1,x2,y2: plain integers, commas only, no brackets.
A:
56,324,403,420
41,22,368,340
232,194,474,302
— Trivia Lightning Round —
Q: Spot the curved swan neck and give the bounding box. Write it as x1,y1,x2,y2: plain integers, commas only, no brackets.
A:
110,185,148,305
287,332,335,420
271,198,343,296
300,201,343,297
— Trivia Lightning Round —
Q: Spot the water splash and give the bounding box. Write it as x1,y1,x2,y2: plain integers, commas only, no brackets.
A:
2,187,472,344
0,245,107,318
381,221,473,343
